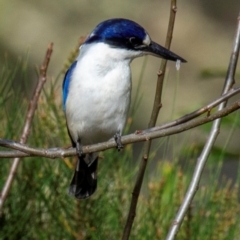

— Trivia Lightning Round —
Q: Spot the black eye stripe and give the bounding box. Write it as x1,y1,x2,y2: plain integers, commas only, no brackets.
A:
129,37,142,46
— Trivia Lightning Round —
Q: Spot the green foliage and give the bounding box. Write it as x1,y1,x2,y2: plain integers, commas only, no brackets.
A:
1,57,240,240
200,68,227,79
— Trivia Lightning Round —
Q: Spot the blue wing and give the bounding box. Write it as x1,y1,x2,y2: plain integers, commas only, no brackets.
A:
62,61,77,111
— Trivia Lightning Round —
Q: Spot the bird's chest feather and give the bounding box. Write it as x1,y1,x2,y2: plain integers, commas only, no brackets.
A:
66,59,131,143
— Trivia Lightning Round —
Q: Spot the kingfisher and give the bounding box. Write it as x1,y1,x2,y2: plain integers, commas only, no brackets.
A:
62,18,186,199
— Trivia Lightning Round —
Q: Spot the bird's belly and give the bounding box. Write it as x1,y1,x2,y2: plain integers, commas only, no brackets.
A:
66,80,131,145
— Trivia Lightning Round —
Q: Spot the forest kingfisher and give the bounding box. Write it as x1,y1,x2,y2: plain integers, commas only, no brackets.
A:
62,18,186,199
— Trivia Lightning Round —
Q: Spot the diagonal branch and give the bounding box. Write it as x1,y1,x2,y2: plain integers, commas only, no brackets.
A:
148,86,240,132
0,43,53,214
0,99,239,159
0,83,240,158
166,10,240,240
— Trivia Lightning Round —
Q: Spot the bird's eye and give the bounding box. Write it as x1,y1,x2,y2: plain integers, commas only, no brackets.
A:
129,37,142,47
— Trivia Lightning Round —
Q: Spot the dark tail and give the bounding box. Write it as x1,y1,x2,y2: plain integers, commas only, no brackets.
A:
69,154,98,199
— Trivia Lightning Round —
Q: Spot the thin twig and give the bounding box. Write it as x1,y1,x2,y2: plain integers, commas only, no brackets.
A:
0,43,53,214
122,1,179,239
150,86,240,132
166,11,240,240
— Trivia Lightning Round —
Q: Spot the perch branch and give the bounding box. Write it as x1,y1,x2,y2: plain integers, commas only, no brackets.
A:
0,86,240,158
0,100,239,159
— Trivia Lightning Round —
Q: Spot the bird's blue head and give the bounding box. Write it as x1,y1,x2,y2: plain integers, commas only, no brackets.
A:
84,18,186,62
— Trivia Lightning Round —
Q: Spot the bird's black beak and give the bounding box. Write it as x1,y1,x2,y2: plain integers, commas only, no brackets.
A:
144,41,187,63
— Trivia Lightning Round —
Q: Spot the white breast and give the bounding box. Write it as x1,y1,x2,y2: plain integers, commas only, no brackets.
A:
65,43,134,145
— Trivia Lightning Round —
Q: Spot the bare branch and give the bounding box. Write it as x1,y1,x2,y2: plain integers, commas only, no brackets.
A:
166,11,240,240
0,99,239,159
0,43,53,213
150,86,240,132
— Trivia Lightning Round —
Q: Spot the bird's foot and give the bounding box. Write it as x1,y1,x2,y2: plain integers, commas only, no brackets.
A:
114,132,124,151
76,139,84,157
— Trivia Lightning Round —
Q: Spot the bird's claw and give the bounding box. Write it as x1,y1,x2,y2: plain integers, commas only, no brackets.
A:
114,132,124,151
76,139,84,157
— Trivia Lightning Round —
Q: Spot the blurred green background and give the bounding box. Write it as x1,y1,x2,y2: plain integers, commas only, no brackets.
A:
1,0,240,239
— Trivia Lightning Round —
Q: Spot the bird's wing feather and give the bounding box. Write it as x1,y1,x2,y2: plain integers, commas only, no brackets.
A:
62,61,77,110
